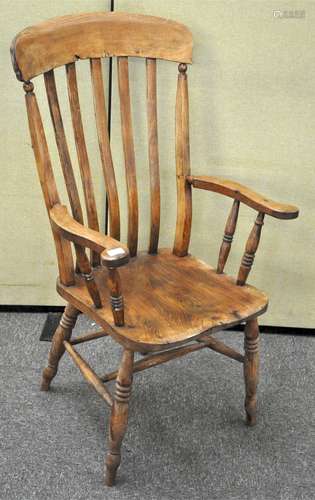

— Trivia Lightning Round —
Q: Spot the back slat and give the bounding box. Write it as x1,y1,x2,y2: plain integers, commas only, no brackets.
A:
173,64,192,256
44,70,84,224
66,62,100,266
146,58,160,254
24,84,74,285
117,56,139,257
90,58,120,241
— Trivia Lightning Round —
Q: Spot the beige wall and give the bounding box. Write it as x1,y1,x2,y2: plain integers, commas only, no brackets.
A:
0,0,109,305
111,0,314,328
1,1,314,327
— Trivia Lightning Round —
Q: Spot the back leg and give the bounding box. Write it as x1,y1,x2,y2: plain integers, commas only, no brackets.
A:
41,303,80,391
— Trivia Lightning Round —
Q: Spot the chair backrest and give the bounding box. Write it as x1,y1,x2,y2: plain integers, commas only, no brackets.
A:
11,12,193,286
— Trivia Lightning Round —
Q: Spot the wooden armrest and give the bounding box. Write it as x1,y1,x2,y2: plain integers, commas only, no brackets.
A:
187,175,299,220
50,204,129,268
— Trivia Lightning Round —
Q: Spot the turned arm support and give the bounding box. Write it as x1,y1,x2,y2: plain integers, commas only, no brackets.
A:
188,175,299,285
50,204,128,325
187,175,299,220
50,204,129,268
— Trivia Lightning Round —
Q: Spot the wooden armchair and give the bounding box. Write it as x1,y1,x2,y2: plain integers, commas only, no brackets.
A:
11,12,299,487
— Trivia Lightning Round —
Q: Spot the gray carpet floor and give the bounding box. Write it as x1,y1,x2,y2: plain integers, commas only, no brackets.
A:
1,312,314,500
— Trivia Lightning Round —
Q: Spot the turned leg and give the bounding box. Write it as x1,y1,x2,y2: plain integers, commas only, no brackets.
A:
105,348,134,486
243,318,259,426
41,304,80,391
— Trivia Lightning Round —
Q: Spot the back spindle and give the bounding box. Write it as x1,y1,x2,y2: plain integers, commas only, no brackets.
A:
90,58,121,241
44,70,84,225
173,63,192,257
75,245,102,308
24,80,75,286
66,62,100,267
108,268,125,326
217,199,240,274
117,56,139,257
237,212,265,286
146,58,160,254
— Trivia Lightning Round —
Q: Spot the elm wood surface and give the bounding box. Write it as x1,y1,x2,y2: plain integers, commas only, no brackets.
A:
66,62,100,266
44,69,84,225
24,84,75,286
173,63,192,256
217,199,240,274
12,10,299,488
90,57,120,241
108,268,125,327
146,58,160,254
11,12,193,82
49,204,129,268
57,249,268,352
117,56,139,257
106,349,134,486
41,304,79,391
237,212,265,286
244,319,260,426
188,175,299,219
74,244,102,308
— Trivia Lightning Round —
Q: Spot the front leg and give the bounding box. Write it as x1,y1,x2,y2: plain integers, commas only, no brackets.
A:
41,303,80,391
105,348,134,486
243,318,260,426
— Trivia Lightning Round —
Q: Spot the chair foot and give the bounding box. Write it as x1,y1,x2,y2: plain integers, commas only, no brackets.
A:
105,349,134,486
243,318,259,426
40,372,53,392
105,453,121,486
40,304,79,391
245,398,257,426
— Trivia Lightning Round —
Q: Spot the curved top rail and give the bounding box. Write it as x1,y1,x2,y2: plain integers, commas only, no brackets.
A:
11,11,193,81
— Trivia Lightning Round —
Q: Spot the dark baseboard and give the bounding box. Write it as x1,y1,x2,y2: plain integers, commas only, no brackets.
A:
0,305,313,339
39,312,63,341
0,305,64,313
228,324,315,336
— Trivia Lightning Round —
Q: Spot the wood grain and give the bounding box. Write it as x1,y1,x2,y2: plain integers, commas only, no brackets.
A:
244,318,259,426
106,348,134,486
108,268,124,327
117,57,139,257
102,341,213,382
146,58,160,254
173,64,192,256
237,212,264,286
64,340,113,407
41,304,79,390
57,249,268,352
101,334,243,383
74,244,102,308
70,329,109,345
90,58,120,240
50,204,129,268
66,62,100,266
24,84,74,286
44,70,84,225
11,12,301,488
217,200,240,274
197,334,244,363
188,175,299,219
11,12,192,82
